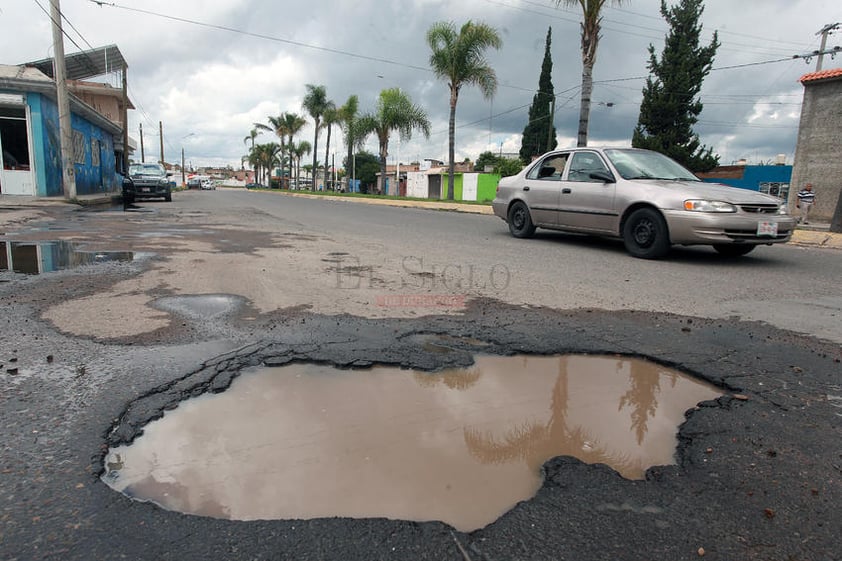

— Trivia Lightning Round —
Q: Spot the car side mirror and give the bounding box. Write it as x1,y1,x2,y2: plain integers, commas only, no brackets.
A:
589,170,615,183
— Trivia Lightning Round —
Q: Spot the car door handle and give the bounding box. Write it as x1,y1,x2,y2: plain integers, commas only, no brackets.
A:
562,188,572,194
522,186,530,191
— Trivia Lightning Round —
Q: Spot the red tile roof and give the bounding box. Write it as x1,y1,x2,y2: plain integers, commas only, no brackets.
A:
799,67,842,83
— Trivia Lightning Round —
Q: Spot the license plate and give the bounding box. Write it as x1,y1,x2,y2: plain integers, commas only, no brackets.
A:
757,221,778,236
141,187,150,192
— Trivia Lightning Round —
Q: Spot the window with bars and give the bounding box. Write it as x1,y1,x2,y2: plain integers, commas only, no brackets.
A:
759,182,789,200
72,130,86,164
91,138,100,167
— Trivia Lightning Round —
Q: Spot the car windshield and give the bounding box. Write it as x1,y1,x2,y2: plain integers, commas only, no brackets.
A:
604,149,700,182
129,164,165,176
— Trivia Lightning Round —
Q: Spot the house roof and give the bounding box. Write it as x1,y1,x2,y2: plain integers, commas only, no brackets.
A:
799,67,842,84
24,45,127,81
0,65,121,135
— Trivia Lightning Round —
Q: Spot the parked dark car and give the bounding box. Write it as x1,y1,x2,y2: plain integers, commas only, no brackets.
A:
245,182,264,189
128,162,172,201
187,178,202,189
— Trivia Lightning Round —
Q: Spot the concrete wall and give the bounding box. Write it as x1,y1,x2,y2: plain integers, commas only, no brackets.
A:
476,173,500,202
406,171,427,198
789,75,842,221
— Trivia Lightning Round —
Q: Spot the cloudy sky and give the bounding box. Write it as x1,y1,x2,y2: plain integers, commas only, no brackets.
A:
2,0,841,170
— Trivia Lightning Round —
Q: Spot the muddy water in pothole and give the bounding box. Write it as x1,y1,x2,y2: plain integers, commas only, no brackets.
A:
103,355,721,531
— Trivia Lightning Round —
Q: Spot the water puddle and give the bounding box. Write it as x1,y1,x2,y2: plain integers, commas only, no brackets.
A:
0,240,136,275
102,354,722,531
153,294,244,320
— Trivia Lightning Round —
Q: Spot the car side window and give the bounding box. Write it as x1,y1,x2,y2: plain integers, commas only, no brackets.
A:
567,152,610,183
527,154,569,181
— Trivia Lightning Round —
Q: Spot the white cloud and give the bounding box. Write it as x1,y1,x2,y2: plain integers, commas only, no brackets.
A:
2,0,837,168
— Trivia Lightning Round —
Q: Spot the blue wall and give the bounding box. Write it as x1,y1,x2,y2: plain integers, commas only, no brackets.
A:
27,93,117,197
28,93,62,196
701,165,792,191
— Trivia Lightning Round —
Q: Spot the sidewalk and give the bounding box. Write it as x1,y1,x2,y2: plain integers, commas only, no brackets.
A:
0,193,118,208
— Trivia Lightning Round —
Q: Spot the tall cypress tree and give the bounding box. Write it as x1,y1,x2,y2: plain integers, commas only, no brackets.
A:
632,0,720,172
519,27,557,164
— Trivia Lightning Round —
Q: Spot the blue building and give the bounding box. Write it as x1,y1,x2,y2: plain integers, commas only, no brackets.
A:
0,46,129,198
697,164,792,200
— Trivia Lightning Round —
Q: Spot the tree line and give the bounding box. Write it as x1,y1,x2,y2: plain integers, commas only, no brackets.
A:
244,0,721,196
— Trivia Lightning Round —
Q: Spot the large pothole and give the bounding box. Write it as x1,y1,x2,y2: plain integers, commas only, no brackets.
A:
102,354,722,531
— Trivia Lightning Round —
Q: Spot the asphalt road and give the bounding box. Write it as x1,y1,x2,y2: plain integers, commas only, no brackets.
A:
198,189,842,343
0,189,840,561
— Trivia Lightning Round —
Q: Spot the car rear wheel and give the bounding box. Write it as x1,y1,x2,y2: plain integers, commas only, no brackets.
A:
508,201,537,238
623,208,671,259
713,244,755,257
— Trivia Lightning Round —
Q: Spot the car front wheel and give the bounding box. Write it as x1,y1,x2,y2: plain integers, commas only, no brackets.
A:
623,208,671,259
508,201,537,238
713,244,755,257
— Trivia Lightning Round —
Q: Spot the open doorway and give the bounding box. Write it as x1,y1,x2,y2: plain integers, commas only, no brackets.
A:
0,104,35,195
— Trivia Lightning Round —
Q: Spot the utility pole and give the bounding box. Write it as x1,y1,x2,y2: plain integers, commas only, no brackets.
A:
49,0,76,199
139,123,145,162
159,121,164,165
121,63,129,174
816,23,840,71
181,147,186,188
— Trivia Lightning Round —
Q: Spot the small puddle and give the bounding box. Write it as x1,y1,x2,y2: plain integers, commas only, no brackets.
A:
0,240,136,275
102,354,722,531
153,294,244,320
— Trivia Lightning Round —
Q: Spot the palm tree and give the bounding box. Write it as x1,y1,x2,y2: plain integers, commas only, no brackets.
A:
427,20,502,200
322,104,340,190
243,127,260,150
281,113,307,183
556,0,625,147
302,84,330,189
357,88,431,194
338,95,363,191
290,140,312,190
255,117,287,186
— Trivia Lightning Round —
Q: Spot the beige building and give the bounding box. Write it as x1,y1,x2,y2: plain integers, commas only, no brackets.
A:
789,67,842,221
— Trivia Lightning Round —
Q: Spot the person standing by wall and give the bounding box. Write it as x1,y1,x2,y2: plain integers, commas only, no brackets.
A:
796,183,816,224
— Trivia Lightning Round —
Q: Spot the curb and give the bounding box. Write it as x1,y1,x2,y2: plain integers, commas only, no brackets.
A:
789,229,842,249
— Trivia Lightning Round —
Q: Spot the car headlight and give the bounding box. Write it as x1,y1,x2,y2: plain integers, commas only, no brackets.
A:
777,205,788,215
683,200,737,213
159,178,169,186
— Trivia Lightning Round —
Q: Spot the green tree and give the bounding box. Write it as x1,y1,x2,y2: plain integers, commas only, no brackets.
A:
248,142,280,186
290,140,311,189
345,151,380,193
339,95,366,191
520,27,557,164
302,84,330,189
497,157,523,177
427,20,502,200
255,116,289,186
476,151,498,171
357,88,431,194
243,127,260,150
322,104,340,189
556,0,625,147
632,0,720,172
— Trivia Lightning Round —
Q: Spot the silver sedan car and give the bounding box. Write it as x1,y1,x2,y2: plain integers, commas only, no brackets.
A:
492,147,796,259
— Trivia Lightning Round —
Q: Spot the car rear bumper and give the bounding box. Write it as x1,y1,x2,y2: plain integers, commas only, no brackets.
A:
491,200,507,220
663,210,796,245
